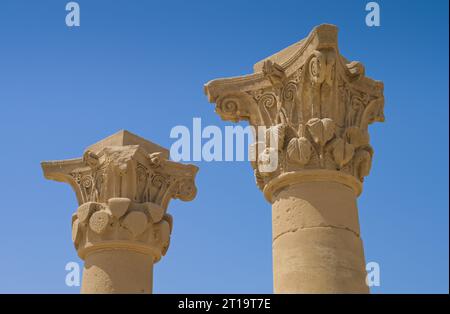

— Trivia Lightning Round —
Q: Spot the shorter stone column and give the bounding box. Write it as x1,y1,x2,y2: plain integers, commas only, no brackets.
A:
42,130,198,293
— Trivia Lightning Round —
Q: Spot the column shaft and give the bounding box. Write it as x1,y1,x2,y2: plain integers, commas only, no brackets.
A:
81,249,154,293
272,181,368,293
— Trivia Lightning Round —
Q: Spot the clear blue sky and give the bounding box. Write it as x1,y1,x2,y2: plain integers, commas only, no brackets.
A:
0,0,448,293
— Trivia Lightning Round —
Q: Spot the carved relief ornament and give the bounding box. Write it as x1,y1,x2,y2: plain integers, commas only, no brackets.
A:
204,24,384,200
42,134,198,261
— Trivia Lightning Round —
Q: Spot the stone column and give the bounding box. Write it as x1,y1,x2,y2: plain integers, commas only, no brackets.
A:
204,24,384,293
41,130,198,293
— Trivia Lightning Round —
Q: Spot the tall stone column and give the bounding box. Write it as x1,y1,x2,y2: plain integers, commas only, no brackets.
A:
204,24,384,293
41,130,198,293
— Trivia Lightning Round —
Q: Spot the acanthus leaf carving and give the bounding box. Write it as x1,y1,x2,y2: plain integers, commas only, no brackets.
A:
70,198,175,262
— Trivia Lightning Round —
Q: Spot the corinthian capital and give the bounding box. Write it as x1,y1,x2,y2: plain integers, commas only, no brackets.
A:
41,130,198,262
204,24,384,200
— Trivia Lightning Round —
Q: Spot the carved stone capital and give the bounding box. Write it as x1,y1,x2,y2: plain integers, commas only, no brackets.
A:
204,24,384,198
42,130,198,262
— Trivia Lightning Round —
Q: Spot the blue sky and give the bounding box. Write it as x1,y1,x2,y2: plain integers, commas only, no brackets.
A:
0,0,448,293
